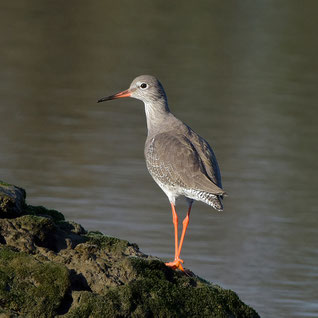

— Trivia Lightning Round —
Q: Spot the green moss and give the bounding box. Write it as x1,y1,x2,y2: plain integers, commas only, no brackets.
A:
63,257,259,318
0,181,259,317
85,231,130,255
25,205,65,222
0,246,70,317
64,291,122,318
111,257,258,317
0,246,19,262
19,214,53,228
18,214,55,240
0,180,13,187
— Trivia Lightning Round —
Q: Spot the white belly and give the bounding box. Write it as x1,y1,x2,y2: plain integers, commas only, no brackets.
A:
151,177,189,205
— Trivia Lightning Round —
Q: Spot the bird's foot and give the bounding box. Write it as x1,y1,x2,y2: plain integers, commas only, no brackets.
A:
165,258,185,271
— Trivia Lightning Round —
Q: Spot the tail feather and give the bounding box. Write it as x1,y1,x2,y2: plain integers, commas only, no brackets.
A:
209,195,223,211
186,189,224,211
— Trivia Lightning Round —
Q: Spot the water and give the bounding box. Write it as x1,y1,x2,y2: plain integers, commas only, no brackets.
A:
1,1,317,317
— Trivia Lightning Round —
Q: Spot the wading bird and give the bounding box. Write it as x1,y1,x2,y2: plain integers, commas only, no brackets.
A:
98,75,226,271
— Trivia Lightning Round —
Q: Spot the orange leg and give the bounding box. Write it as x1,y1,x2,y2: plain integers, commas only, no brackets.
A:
177,202,192,259
165,203,184,271
171,202,178,260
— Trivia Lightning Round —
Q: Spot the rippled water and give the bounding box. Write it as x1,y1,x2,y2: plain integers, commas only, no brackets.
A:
1,2,317,317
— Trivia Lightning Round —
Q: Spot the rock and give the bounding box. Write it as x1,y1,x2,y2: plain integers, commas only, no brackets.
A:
0,181,26,218
0,246,70,317
0,182,260,318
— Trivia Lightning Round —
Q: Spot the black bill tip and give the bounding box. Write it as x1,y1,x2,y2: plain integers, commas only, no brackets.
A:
97,89,131,103
97,96,113,103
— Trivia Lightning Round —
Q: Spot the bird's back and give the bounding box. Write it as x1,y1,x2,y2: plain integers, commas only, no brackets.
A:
145,115,225,210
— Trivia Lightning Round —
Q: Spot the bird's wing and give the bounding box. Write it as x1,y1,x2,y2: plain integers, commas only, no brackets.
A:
184,126,223,189
145,132,225,195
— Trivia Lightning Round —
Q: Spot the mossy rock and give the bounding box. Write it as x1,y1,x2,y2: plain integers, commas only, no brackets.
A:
0,182,260,317
0,181,13,187
62,257,259,318
25,205,65,222
0,182,26,218
0,246,70,317
85,231,131,255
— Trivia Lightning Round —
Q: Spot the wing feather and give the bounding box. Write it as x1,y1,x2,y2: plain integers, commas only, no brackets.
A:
145,132,225,195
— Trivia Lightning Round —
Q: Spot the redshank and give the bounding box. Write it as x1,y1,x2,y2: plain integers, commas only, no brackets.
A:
98,75,226,271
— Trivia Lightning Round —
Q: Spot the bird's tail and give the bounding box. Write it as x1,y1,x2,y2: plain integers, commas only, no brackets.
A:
209,195,224,211
204,193,223,211
189,190,224,211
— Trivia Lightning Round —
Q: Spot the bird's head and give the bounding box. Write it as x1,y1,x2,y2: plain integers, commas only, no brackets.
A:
97,75,167,105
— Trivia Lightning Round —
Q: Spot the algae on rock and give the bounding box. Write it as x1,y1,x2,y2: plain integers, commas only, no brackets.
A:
0,246,70,317
0,181,260,318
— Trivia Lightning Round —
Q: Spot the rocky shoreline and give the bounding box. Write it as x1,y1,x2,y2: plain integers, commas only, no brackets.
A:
0,181,259,317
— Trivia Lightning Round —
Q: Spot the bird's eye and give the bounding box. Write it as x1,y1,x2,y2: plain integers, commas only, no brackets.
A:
140,83,148,89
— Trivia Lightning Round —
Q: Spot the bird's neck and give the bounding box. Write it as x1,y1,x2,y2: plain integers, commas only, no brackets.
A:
144,98,172,136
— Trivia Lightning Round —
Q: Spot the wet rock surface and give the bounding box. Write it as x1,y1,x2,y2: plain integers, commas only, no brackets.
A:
0,181,260,318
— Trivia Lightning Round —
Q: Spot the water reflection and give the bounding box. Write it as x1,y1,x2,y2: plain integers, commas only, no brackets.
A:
0,1,317,317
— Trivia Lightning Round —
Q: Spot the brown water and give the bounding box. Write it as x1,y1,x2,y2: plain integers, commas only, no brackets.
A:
1,1,318,317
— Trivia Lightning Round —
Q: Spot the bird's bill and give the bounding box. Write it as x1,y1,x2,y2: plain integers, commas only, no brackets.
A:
97,89,131,103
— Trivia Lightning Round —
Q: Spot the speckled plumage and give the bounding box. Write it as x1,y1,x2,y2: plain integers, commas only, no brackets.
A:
99,75,226,211
144,119,225,210
98,75,227,271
